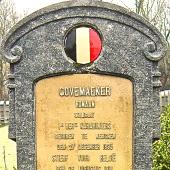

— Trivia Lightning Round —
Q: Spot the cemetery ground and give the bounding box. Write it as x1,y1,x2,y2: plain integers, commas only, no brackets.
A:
0,124,17,170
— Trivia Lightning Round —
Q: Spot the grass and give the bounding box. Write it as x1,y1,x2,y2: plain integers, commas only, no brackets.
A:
0,123,7,128
0,124,17,170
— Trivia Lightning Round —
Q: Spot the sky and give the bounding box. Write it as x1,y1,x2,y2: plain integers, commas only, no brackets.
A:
13,0,135,15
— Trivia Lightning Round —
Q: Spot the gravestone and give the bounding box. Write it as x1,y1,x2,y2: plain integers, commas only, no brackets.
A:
1,0,167,170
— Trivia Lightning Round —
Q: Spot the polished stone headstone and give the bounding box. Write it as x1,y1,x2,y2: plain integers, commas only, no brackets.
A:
1,0,167,169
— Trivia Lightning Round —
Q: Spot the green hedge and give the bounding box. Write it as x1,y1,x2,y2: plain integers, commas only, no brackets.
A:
152,106,170,169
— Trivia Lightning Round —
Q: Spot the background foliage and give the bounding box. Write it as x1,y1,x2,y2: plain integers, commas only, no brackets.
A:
152,105,170,169
0,0,19,101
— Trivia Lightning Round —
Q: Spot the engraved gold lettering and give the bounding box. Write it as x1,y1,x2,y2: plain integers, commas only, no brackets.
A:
57,144,66,150
55,134,74,140
100,153,116,162
104,166,113,170
78,144,100,150
36,75,133,169
80,123,112,130
103,144,113,150
59,88,65,96
75,100,95,108
74,112,95,118
52,155,68,162
68,144,76,151
78,155,90,162
96,134,116,140
81,134,88,139
65,123,78,130
68,167,75,170
59,87,111,97
78,166,101,170
56,166,65,170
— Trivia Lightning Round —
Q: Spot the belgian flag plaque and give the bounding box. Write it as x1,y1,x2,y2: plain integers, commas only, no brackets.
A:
65,27,102,64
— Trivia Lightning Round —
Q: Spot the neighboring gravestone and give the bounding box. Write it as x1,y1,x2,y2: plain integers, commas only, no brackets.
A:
0,0,167,170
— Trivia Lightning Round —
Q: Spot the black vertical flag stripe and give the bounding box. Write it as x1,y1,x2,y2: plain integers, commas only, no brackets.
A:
65,28,76,62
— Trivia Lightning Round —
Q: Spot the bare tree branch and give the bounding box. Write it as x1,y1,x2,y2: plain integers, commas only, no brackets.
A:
135,0,170,88
0,0,19,100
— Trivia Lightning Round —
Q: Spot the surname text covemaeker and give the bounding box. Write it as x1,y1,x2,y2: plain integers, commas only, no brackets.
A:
59,87,111,97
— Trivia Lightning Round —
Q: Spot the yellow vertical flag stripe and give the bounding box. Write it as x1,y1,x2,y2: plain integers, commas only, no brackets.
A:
76,27,90,64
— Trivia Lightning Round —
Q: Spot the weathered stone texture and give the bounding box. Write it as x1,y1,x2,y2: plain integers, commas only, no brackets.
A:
1,0,167,169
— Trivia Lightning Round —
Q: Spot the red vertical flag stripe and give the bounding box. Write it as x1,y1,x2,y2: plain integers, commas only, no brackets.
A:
90,28,102,62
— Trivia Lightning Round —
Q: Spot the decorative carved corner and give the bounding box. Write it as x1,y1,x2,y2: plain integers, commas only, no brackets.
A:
144,42,164,61
4,45,23,63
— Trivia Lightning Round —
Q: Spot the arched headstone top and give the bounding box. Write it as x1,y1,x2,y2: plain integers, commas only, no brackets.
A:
0,1,167,169
1,0,167,63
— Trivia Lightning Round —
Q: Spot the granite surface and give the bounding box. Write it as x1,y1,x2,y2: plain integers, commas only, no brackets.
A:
0,0,167,169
